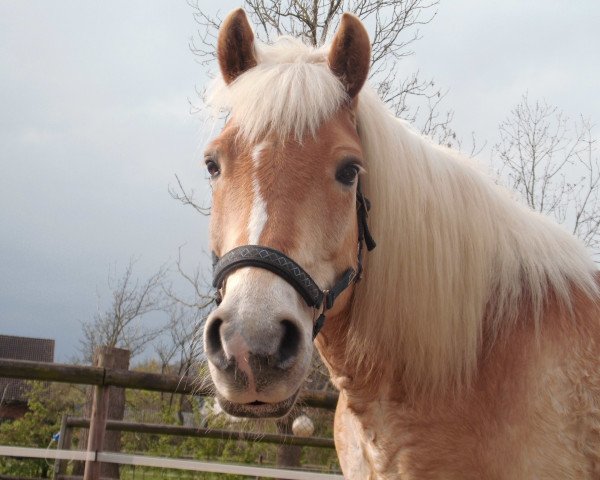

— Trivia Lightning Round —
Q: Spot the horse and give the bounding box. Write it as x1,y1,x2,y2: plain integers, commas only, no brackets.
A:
201,9,600,478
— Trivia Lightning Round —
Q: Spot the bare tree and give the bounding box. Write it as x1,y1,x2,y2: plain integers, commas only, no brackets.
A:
168,173,210,217
154,303,207,422
157,249,215,421
160,249,214,374
79,259,167,363
163,247,215,314
188,0,460,147
156,306,205,376
494,93,600,255
158,247,213,377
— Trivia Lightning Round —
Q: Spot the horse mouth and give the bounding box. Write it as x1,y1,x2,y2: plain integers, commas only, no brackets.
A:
217,390,299,418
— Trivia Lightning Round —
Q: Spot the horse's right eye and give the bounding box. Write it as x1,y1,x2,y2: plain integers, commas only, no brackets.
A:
205,159,221,178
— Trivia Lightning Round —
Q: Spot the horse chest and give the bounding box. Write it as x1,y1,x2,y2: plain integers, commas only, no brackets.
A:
333,342,600,480
335,392,440,480
334,398,398,479
336,395,526,480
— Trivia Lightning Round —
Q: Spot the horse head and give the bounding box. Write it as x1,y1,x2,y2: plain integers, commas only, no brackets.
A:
203,9,372,418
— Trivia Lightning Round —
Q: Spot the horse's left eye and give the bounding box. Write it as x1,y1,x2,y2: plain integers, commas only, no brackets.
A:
336,163,360,186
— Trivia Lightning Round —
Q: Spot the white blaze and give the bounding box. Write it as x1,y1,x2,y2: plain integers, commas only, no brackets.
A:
248,143,269,244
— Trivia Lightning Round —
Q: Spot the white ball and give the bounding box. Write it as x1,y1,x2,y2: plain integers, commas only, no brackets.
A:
292,414,314,437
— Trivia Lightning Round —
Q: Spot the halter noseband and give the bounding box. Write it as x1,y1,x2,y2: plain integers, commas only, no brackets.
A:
212,182,376,340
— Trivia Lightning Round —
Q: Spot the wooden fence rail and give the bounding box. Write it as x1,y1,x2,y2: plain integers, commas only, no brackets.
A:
66,417,335,448
0,358,338,410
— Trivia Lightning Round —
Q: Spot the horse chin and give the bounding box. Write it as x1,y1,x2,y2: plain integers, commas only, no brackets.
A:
217,390,299,418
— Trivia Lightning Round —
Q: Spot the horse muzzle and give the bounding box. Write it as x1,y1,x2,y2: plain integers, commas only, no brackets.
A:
203,269,313,417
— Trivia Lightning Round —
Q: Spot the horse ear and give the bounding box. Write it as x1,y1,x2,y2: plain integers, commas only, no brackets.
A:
328,13,371,99
217,9,257,85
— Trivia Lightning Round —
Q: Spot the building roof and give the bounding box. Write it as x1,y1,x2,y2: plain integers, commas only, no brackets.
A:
0,334,55,404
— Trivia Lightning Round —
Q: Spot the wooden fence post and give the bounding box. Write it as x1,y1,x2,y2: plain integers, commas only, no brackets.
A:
83,352,110,480
82,348,116,480
275,414,302,479
101,348,130,480
53,413,71,479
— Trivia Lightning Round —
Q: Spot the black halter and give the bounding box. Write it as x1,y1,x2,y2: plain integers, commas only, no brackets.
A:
212,182,376,339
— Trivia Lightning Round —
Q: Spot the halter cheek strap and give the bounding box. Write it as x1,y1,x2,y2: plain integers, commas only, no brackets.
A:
212,181,376,340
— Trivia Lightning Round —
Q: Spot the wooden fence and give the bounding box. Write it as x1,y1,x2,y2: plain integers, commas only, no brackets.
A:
0,356,339,480
0,358,337,409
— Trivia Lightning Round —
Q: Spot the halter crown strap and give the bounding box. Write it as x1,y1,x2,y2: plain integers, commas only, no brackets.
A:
357,182,376,252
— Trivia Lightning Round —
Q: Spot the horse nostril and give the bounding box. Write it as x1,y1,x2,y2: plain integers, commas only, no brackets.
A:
277,320,302,369
205,318,228,370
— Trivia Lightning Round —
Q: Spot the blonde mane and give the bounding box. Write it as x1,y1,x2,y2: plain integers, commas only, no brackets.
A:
207,38,598,395
208,38,346,142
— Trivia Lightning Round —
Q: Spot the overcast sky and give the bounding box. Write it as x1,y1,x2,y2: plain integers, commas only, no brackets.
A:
1,1,599,362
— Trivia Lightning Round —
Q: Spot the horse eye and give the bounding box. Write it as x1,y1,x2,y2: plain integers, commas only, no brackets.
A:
205,159,221,178
336,163,359,186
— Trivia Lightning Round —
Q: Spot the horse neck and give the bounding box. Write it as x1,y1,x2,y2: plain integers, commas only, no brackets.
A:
315,304,394,401
338,90,598,398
